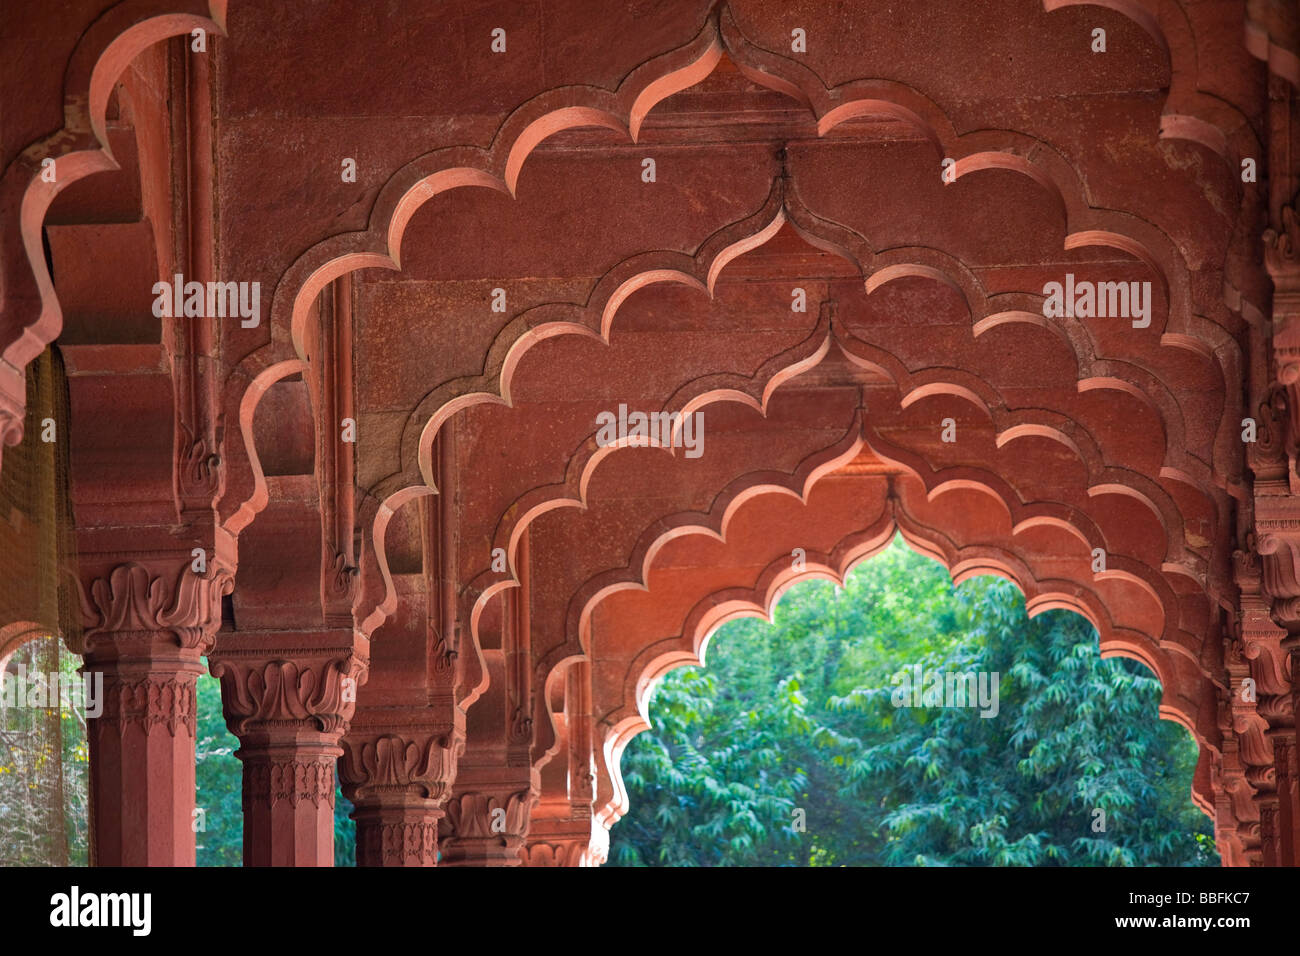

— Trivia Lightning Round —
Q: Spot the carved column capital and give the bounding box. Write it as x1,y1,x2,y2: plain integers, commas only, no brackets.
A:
338,704,466,866
443,789,534,840
67,555,231,865
79,559,233,656
439,778,539,866
207,629,367,739
340,728,463,805
520,839,589,867
524,815,608,867
208,629,368,867
1262,195,1300,491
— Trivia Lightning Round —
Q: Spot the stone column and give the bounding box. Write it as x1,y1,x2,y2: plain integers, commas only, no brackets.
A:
438,769,538,866
1244,533,1300,864
78,560,231,866
208,628,366,866
339,713,463,867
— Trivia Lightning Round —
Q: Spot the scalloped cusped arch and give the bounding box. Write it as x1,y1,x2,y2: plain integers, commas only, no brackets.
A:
579,467,1222,844
13,0,1298,871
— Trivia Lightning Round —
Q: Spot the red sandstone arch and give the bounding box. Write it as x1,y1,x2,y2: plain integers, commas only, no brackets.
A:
215,0,1258,561
0,622,53,680
574,469,1220,840
343,187,1233,652
484,397,1217,800
0,1,228,470
6,0,1294,870
3,2,1259,504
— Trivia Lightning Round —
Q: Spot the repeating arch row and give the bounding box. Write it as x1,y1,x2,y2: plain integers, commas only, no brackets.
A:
579,467,1219,835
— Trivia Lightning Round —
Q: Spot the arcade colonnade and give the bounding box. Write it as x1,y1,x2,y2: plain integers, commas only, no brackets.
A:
3,0,1300,865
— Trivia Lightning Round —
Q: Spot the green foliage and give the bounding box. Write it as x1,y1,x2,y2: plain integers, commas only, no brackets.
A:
607,536,1215,867
195,672,242,867
335,787,356,867
0,638,89,865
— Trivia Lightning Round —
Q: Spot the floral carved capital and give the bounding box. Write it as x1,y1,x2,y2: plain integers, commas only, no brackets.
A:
340,732,463,804
520,840,588,867
80,561,233,654
209,650,367,738
441,790,535,842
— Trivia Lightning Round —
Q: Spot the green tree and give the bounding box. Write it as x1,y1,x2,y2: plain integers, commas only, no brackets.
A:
608,536,1214,867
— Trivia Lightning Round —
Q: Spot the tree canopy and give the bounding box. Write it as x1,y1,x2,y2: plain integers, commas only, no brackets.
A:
608,536,1215,867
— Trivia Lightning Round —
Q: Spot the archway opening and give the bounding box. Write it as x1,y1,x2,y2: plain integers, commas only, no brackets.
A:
607,535,1214,866
0,631,90,866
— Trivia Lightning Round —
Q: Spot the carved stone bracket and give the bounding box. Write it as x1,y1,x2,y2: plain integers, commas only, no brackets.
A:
178,435,222,505
1265,201,1300,492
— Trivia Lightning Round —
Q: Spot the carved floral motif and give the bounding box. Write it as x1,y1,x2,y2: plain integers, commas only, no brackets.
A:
442,790,534,840
209,652,366,738
81,561,232,652
340,732,461,803
245,756,336,808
